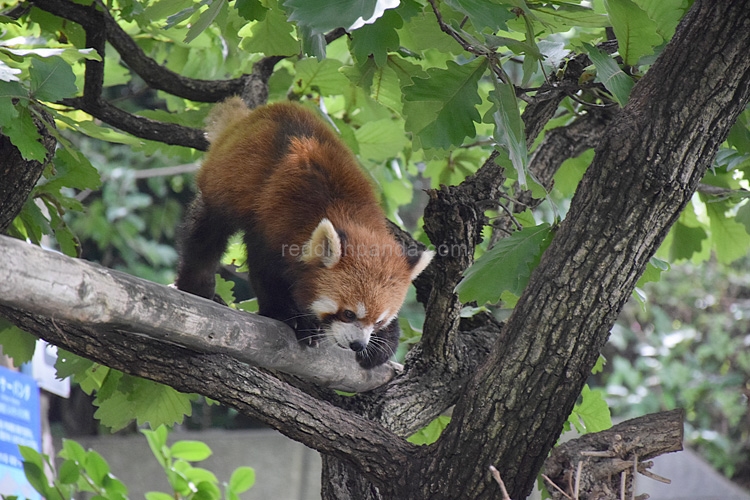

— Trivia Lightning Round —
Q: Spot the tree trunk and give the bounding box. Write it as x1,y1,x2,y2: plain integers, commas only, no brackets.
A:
0,109,56,233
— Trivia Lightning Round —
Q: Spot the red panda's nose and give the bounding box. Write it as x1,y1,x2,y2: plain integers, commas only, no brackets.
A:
349,340,367,352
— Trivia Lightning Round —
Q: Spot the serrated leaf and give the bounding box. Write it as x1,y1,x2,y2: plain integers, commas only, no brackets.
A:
532,6,609,30
350,9,402,67
29,56,77,101
170,441,212,461
669,221,707,262
705,200,750,265
228,467,256,493
444,0,513,32
636,257,670,287
3,105,48,161
235,0,267,21
293,58,349,96
354,119,406,161
403,58,487,150
490,79,528,187
569,385,612,434
284,0,378,34
604,0,663,66
55,350,95,380
633,0,688,40
239,5,298,56
142,426,170,469
583,42,634,106
0,320,37,366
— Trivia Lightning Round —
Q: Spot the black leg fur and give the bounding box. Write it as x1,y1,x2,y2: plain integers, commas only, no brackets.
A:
175,193,237,301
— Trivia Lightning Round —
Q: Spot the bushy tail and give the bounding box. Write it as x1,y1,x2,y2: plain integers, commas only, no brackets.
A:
205,96,251,143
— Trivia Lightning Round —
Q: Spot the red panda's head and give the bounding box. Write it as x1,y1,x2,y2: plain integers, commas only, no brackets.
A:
297,218,433,359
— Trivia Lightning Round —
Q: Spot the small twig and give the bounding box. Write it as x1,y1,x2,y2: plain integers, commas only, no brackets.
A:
631,454,638,500
638,468,671,484
580,450,617,457
574,461,582,500
620,470,627,500
489,465,511,500
541,474,572,500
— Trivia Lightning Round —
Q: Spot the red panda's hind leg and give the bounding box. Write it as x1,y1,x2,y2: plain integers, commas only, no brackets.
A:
175,193,237,303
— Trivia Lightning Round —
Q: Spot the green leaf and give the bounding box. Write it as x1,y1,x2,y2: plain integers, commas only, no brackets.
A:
403,58,488,150
3,104,48,161
636,257,670,287
456,223,552,304
633,0,688,40
444,0,513,32
170,440,213,462
29,56,77,101
350,10,402,67
293,58,350,96
184,0,226,43
569,385,612,434
84,450,110,484
142,425,170,469
22,461,49,497
235,0,267,21
490,79,528,187
239,4,299,56
407,415,451,445
669,221,707,262
58,459,81,484
603,0,663,66
354,119,407,162
583,42,634,106
705,200,750,265
228,467,256,494
214,274,236,305
145,492,175,500
0,320,37,366
284,0,378,34
55,350,95,380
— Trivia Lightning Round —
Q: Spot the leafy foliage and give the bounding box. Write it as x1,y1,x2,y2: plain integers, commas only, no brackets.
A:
10,426,254,500
1,0,749,484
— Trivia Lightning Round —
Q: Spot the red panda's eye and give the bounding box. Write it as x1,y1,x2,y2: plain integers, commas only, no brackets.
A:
341,310,357,322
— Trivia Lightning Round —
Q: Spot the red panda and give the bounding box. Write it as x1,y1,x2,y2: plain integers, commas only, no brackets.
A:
175,98,433,369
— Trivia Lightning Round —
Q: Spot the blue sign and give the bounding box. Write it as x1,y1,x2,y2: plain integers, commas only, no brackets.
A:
0,367,41,500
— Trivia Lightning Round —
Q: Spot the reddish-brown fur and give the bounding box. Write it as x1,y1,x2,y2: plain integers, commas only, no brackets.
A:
199,100,413,320
176,98,432,368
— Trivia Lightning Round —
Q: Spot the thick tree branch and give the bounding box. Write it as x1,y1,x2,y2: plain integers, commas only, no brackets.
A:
0,235,396,392
543,409,684,499
0,107,56,233
431,1,750,498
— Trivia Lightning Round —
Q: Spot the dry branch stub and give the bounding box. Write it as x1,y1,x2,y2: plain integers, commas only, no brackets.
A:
542,409,684,500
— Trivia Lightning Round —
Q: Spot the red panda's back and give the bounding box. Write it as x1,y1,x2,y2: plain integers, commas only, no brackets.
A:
197,101,386,249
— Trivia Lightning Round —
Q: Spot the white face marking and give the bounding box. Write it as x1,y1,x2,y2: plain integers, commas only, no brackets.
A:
376,309,391,325
330,321,373,349
310,296,338,319
356,302,367,319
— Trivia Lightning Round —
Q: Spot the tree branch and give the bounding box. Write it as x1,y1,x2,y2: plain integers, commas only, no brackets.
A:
543,409,684,499
0,235,397,392
431,1,750,498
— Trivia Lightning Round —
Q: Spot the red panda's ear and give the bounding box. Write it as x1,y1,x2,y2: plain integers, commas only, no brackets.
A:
300,218,342,268
408,249,434,281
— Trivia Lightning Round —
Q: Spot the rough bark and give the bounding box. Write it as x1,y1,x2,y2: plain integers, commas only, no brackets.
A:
1,0,749,499
543,409,684,500
428,1,750,498
0,108,56,233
